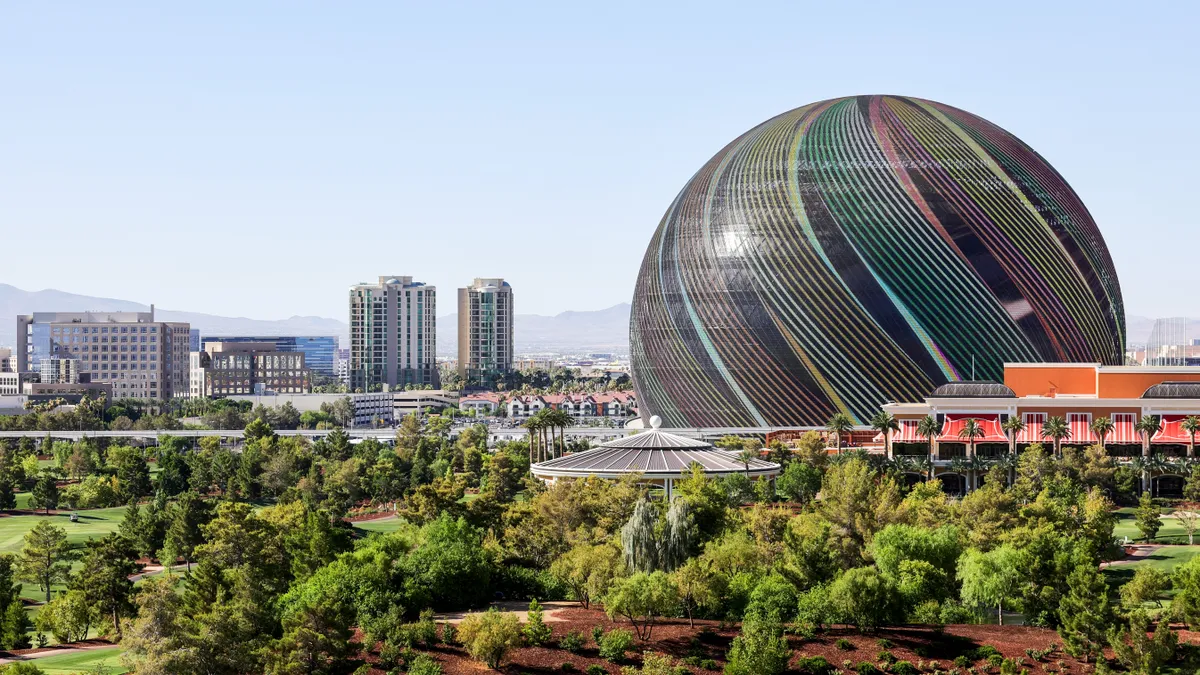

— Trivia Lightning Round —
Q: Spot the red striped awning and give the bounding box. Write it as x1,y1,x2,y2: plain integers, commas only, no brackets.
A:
938,414,1007,443
1109,413,1138,444
1152,415,1200,445
1068,413,1098,444
893,419,924,443
1017,413,1046,443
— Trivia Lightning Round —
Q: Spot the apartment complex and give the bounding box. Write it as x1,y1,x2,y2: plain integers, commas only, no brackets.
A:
191,341,312,398
457,278,513,382
15,310,190,400
200,335,338,376
348,276,438,392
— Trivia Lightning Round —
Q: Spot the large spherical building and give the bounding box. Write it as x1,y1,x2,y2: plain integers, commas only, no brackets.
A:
631,95,1125,428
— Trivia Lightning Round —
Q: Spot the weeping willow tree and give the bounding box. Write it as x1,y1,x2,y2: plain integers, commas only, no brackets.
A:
620,496,695,573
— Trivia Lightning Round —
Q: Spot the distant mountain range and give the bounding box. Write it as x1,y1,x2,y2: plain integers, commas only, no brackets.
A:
0,284,632,356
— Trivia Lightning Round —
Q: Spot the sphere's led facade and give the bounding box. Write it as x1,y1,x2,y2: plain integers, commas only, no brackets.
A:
631,95,1125,427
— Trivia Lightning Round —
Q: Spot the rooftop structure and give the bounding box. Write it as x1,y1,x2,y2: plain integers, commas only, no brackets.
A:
531,416,779,498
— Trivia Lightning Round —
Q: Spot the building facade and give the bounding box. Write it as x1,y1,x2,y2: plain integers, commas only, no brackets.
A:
15,310,190,400
457,278,513,383
348,276,438,392
0,348,15,373
192,342,312,398
39,357,82,384
201,335,338,376
880,363,1200,497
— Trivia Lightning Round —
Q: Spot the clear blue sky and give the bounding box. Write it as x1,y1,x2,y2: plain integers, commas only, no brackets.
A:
3,1,1196,321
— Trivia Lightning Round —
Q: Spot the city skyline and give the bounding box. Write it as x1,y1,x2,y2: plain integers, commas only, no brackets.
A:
4,2,1198,321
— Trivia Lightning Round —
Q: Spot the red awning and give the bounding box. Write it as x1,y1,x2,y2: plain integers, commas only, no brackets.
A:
1109,413,1138,444
892,419,925,443
1152,415,1200,445
1068,413,1098,444
1016,413,1045,443
938,414,1007,443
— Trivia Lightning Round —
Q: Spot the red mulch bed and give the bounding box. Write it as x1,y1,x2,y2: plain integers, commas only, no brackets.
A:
349,607,1121,675
1,639,115,658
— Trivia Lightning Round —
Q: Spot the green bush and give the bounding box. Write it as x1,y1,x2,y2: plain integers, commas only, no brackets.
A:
877,638,894,648
415,609,439,646
878,650,897,664
559,630,585,653
698,659,718,671
836,638,855,650
599,628,635,663
523,599,553,646
457,607,522,669
587,665,608,675
970,646,1001,661
592,625,605,643
561,664,576,672
407,654,443,675
986,654,1004,667
440,621,456,645
953,656,971,667
796,655,835,675
856,662,882,675
892,661,919,675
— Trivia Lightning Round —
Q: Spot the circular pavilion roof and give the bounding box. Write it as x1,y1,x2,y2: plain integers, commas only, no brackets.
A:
1142,381,1200,399
530,416,780,480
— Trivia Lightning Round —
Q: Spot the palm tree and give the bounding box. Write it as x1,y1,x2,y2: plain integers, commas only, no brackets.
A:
545,409,572,458
917,415,940,481
523,415,542,464
826,413,854,456
1041,415,1070,459
1136,415,1162,494
870,410,901,460
1145,453,1171,497
992,453,1017,487
958,418,985,492
1001,416,1025,486
1091,416,1115,454
948,456,970,496
1182,416,1200,459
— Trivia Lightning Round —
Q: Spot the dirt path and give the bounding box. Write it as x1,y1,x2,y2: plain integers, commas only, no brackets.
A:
434,600,578,624
1101,544,1164,567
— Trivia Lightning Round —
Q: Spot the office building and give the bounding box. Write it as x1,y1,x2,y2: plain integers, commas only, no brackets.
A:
0,348,14,373
15,309,190,400
39,357,82,384
191,341,312,397
348,276,438,391
457,278,513,382
201,335,338,376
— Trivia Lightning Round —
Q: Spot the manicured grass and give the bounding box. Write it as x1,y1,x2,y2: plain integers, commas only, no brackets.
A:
1103,545,1200,603
1112,507,1197,544
21,646,128,674
0,507,127,556
352,516,403,535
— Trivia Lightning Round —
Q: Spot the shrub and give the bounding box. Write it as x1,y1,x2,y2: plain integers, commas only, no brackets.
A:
698,659,718,671
878,650,897,664
562,664,577,672
856,662,883,675
639,652,676,675
953,656,971,668
877,639,894,649
408,654,444,675
599,629,635,663
440,621,456,645
836,638,855,650
457,608,522,669
682,656,702,667
523,599,554,646
724,612,791,675
843,660,854,670
592,625,606,643
587,666,608,675
892,661,919,675
415,609,439,646
986,654,1004,667
970,646,1001,661
999,659,1021,675
828,567,903,631
560,630,585,653
796,655,835,675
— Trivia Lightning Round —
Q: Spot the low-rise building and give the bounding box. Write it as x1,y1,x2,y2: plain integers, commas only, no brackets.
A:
0,348,15,373
0,372,38,396
192,342,312,398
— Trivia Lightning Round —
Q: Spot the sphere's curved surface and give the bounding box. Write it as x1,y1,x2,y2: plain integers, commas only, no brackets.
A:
631,95,1125,428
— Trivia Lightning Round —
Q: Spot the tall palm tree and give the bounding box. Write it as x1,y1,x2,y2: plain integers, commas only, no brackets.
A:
917,415,941,481
1001,416,1025,486
826,413,854,456
1136,415,1163,494
1041,416,1070,459
958,418,985,492
870,410,901,459
523,414,543,464
1182,416,1200,459
1145,453,1171,497
1091,416,1115,454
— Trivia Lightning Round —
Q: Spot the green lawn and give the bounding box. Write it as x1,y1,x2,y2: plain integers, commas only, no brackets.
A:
0,506,127,556
352,516,403,535
1112,507,1197,544
1103,545,1200,612
19,646,128,674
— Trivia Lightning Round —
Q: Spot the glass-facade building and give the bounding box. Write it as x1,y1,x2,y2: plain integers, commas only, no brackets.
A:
199,336,338,375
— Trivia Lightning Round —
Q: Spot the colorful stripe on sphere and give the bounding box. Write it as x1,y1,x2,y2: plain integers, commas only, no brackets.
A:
630,95,1125,428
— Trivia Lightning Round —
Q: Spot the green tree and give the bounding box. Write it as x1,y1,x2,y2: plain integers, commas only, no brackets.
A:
1057,564,1112,662
917,415,941,480
827,566,902,632
776,461,821,504
161,491,211,572
958,545,1023,625
550,542,626,609
819,459,903,567
1121,567,1169,609
1183,416,1200,458
16,520,75,602
267,571,355,675
826,413,854,455
28,471,59,515
120,577,193,675
522,599,552,646
0,556,28,649
1135,492,1161,542
604,571,678,640
114,451,152,503
723,610,791,675
73,533,138,639
870,410,900,459
33,589,93,644
1041,416,1071,459
1108,609,1177,675
1091,416,1115,453
1170,555,1200,628
244,417,276,443
457,608,521,669
671,557,720,627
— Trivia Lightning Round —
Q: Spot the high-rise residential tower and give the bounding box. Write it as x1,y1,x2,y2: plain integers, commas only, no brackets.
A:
15,308,191,400
349,276,438,392
457,278,513,383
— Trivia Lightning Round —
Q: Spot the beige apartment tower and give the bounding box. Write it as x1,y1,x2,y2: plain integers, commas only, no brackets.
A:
457,278,513,383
